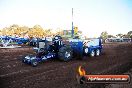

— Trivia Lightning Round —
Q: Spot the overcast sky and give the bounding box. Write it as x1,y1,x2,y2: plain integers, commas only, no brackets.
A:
0,0,132,37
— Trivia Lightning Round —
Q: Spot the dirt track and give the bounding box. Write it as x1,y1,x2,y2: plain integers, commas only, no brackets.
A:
0,43,132,88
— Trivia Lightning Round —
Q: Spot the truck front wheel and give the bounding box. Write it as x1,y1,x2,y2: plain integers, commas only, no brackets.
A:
22,59,26,63
83,46,89,55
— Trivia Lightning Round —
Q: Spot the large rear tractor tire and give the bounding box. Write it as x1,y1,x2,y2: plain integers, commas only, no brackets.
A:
58,46,73,61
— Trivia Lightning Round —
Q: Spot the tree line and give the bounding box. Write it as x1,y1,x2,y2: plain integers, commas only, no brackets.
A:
0,24,61,38
100,31,132,40
0,24,131,40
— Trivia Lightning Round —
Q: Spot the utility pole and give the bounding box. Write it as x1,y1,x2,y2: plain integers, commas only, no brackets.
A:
71,8,74,37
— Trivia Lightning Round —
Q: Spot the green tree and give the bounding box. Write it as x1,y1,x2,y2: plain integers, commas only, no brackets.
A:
100,31,108,43
32,25,45,37
100,31,108,39
116,33,123,38
45,29,52,36
127,31,132,38
122,34,129,38
108,35,115,38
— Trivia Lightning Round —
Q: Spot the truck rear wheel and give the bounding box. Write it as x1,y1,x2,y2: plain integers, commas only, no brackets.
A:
90,50,95,57
58,46,73,61
96,49,100,56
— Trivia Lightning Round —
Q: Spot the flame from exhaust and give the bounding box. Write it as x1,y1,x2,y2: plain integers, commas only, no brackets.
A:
78,66,86,76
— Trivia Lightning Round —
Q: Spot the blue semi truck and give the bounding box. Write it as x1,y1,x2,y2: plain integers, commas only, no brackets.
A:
22,35,102,67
